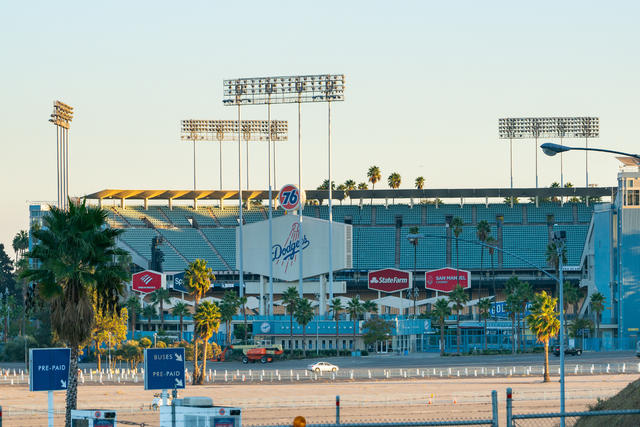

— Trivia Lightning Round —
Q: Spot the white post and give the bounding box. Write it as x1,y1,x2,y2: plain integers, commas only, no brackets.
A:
48,390,54,427
259,276,265,316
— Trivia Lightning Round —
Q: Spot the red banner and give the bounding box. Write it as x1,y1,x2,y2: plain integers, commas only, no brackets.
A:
132,270,162,293
425,268,470,293
368,268,412,293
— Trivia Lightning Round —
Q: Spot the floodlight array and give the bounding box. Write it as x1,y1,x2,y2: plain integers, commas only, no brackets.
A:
223,74,345,105
180,119,288,142
49,100,74,129
499,117,599,139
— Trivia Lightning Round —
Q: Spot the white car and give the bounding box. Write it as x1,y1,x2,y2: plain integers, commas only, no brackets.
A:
307,361,339,373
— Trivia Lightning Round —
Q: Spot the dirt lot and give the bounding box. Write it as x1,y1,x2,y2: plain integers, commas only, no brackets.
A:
0,374,636,426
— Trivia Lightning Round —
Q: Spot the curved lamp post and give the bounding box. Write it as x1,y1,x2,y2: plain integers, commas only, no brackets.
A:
541,142,640,162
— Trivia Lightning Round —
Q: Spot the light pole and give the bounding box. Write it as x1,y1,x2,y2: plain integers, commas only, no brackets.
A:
49,101,74,210
223,75,345,304
541,143,640,162
499,117,599,192
553,229,567,427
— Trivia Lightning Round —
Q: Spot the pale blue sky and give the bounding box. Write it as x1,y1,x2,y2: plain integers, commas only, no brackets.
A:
1,1,639,256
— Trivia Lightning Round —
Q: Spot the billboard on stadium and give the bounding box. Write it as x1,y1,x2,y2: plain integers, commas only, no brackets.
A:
424,268,470,293
368,268,412,293
238,214,352,281
132,270,163,293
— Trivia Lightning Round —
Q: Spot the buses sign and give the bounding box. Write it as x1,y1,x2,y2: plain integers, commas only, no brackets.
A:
278,184,305,212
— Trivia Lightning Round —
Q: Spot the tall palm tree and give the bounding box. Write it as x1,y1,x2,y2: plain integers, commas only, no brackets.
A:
184,259,215,310
219,291,239,346
367,166,381,204
590,292,605,346
142,304,156,331
451,217,464,286
238,295,249,343
344,179,357,204
486,236,498,307
21,200,129,427
562,282,580,346
336,183,347,205
478,298,493,351
282,286,299,344
517,281,533,351
12,230,29,260
476,220,491,296
125,296,141,337
504,276,521,353
294,298,314,357
193,301,221,384
449,285,469,354
329,298,343,356
527,291,560,382
545,242,567,297
171,302,190,341
432,298,451,356
387,172,401,203
149,288,171,330
347,297,364,351
414,176,425,190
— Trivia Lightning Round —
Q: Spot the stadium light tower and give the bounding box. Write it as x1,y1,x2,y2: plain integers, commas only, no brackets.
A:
499,117,599,189
181,120,288,190
49,100,74,210
224,74,345,311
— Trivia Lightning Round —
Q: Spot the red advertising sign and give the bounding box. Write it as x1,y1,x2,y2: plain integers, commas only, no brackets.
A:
368,268,412,293
132,270,162,293
278,184,305,212
425,268,470,293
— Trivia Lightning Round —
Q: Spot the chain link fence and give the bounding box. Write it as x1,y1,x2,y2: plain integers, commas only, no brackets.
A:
511,409,640,426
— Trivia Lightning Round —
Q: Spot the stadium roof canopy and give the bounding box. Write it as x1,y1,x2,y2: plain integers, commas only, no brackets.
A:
85,186,616,203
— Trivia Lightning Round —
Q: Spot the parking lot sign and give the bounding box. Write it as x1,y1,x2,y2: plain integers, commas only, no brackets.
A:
29,348,71,392
144,348,186,390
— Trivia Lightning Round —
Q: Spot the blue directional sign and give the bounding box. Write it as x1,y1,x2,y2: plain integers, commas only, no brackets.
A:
490,301,533,318
171,272,189,293
29,348,71,392
144,348,186,390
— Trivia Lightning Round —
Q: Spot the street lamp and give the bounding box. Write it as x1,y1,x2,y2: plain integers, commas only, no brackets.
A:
541,142,640,161
180,120,288,191
499,117,599,190
224,74,345,309
49,100,74,210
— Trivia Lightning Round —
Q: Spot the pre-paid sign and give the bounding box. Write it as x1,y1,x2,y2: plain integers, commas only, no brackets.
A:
29,348,71,392
144,348,186,390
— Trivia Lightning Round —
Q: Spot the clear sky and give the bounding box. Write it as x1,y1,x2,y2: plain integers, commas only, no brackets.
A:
1,1,639,258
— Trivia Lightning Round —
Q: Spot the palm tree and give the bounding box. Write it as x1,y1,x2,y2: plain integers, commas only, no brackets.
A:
476,220,491,296
414,176,425,190
238,295,248,343
486,236,498,309
12,230,29,260
142,304,156,332
517,281,533,351
329,298,343,356
282,286,299,344
125,296,141,337
478,298,493,351
408,226,420,316
504,276,521,353
367,166,381,204
149,288,171,330
451,217,464,286
590,292,605,348
562,282,580,346
344,179,357,204
294,298,314,357
184,259,215,310
432,298,451,356
219,291,239,346
545,242,567,297
357,182,368,190
171,302,190,341
362,300,378,318
347,297,364,351
449,285,469,354
193,301,221,384
387,172,401,203
527,291,560,382
21,200,129,427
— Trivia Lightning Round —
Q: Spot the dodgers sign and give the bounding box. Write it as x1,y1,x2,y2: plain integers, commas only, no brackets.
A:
144,348,186,390
30,348,71,392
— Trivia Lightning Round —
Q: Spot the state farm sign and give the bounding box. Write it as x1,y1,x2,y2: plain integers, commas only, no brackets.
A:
425,268,470,293
132,270,162,293
368,268,412,293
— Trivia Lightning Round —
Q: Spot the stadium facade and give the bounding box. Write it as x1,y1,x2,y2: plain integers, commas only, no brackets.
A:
28,164,639,352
